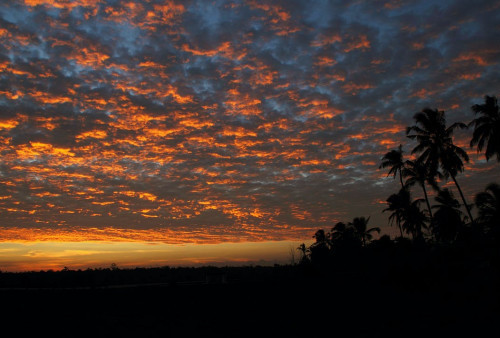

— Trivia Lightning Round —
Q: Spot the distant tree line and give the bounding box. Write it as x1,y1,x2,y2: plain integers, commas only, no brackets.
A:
0,265,301,288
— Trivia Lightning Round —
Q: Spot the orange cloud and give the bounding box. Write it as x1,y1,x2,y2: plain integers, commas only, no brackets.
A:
460,73,481,80
182,41,246,60
77,130,108,140
24,0,97,9
344,35,370,52
314,55,337,67
0,120,19,129
72,47,110,68
342,82,374,94
224,88,262,116
453,51,495,66
311,34,342,47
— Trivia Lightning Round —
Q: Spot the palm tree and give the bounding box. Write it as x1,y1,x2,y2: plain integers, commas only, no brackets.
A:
329,222,347,241
402,199,428,240
406,108,474,223
470,95,500,161
475,183,500,235
297,243,310,264
309,229,330,264
313,229,327,243
384,188,427,240
349,217,380,247
379,144,405,188
431,188,464,243
329,221,358,250
383,188,408,238
402,159,439,219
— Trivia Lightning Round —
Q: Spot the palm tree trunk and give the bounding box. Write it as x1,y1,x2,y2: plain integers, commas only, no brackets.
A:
421,182,433,219
397,218,403,238
399,170,404,189
416,225,422,240
451,174,475,224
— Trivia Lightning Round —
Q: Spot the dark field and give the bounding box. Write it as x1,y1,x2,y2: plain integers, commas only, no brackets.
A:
2,244,499,338
2,275,498,337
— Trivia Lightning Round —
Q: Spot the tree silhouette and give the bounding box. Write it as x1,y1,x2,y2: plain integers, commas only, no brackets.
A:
403,199,428,240
406,108,474,223
383,188,408,238
384,188,427,240
470,95,500,162
309,229,330,264
312,228,327,243
297,243,310,264
329,222,348,241
328,221,359,251
386,187,427,240
403,159,439,219
348,217,380,247
379,144,405,188
431,188,464,243
475,183,500,238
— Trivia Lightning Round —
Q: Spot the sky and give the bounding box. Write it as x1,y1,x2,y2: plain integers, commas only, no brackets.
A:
0,0,499,271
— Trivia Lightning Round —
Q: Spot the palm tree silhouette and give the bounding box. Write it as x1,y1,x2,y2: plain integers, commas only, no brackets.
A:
475,183,500,234
403,159,439,219
313,229,327,243
384,188,426,240
349,217,380,247
403,198,428,240
383,188,408,238
297,243,309,264
470,95,500,162
328,221,360,251
309,229,330,263
431,188,464,243
379,144,405,188
330,222,348,241
406,108,474,223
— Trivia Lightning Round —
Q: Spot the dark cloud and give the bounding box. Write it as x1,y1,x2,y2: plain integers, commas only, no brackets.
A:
0,0,498,243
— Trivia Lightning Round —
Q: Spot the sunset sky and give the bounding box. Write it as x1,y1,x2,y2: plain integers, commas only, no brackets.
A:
1,0,499,271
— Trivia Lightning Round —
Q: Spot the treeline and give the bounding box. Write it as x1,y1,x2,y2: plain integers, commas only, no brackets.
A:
0,264,300,289
299,95,499,266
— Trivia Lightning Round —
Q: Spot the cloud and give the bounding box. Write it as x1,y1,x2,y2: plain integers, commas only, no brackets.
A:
0,0,499,243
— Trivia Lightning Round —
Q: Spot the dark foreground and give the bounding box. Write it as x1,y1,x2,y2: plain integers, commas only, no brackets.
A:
1,244,499,337
2,277,498,337
2,276,499,337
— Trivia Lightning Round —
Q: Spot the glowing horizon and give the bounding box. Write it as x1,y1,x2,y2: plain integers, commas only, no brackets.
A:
0,240,313,272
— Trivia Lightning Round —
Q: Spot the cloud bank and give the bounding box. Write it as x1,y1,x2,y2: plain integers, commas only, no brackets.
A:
0,0,499,243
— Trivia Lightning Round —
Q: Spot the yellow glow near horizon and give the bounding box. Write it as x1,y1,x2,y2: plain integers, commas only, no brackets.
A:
0,240,312,272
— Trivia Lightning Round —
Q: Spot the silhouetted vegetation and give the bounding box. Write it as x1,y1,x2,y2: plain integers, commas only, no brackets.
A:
407,107,473,222
0,264,302,289
301,96,499,250
289,96,500,336
379,144,405,188
378,96,499,243
470,95,500,161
